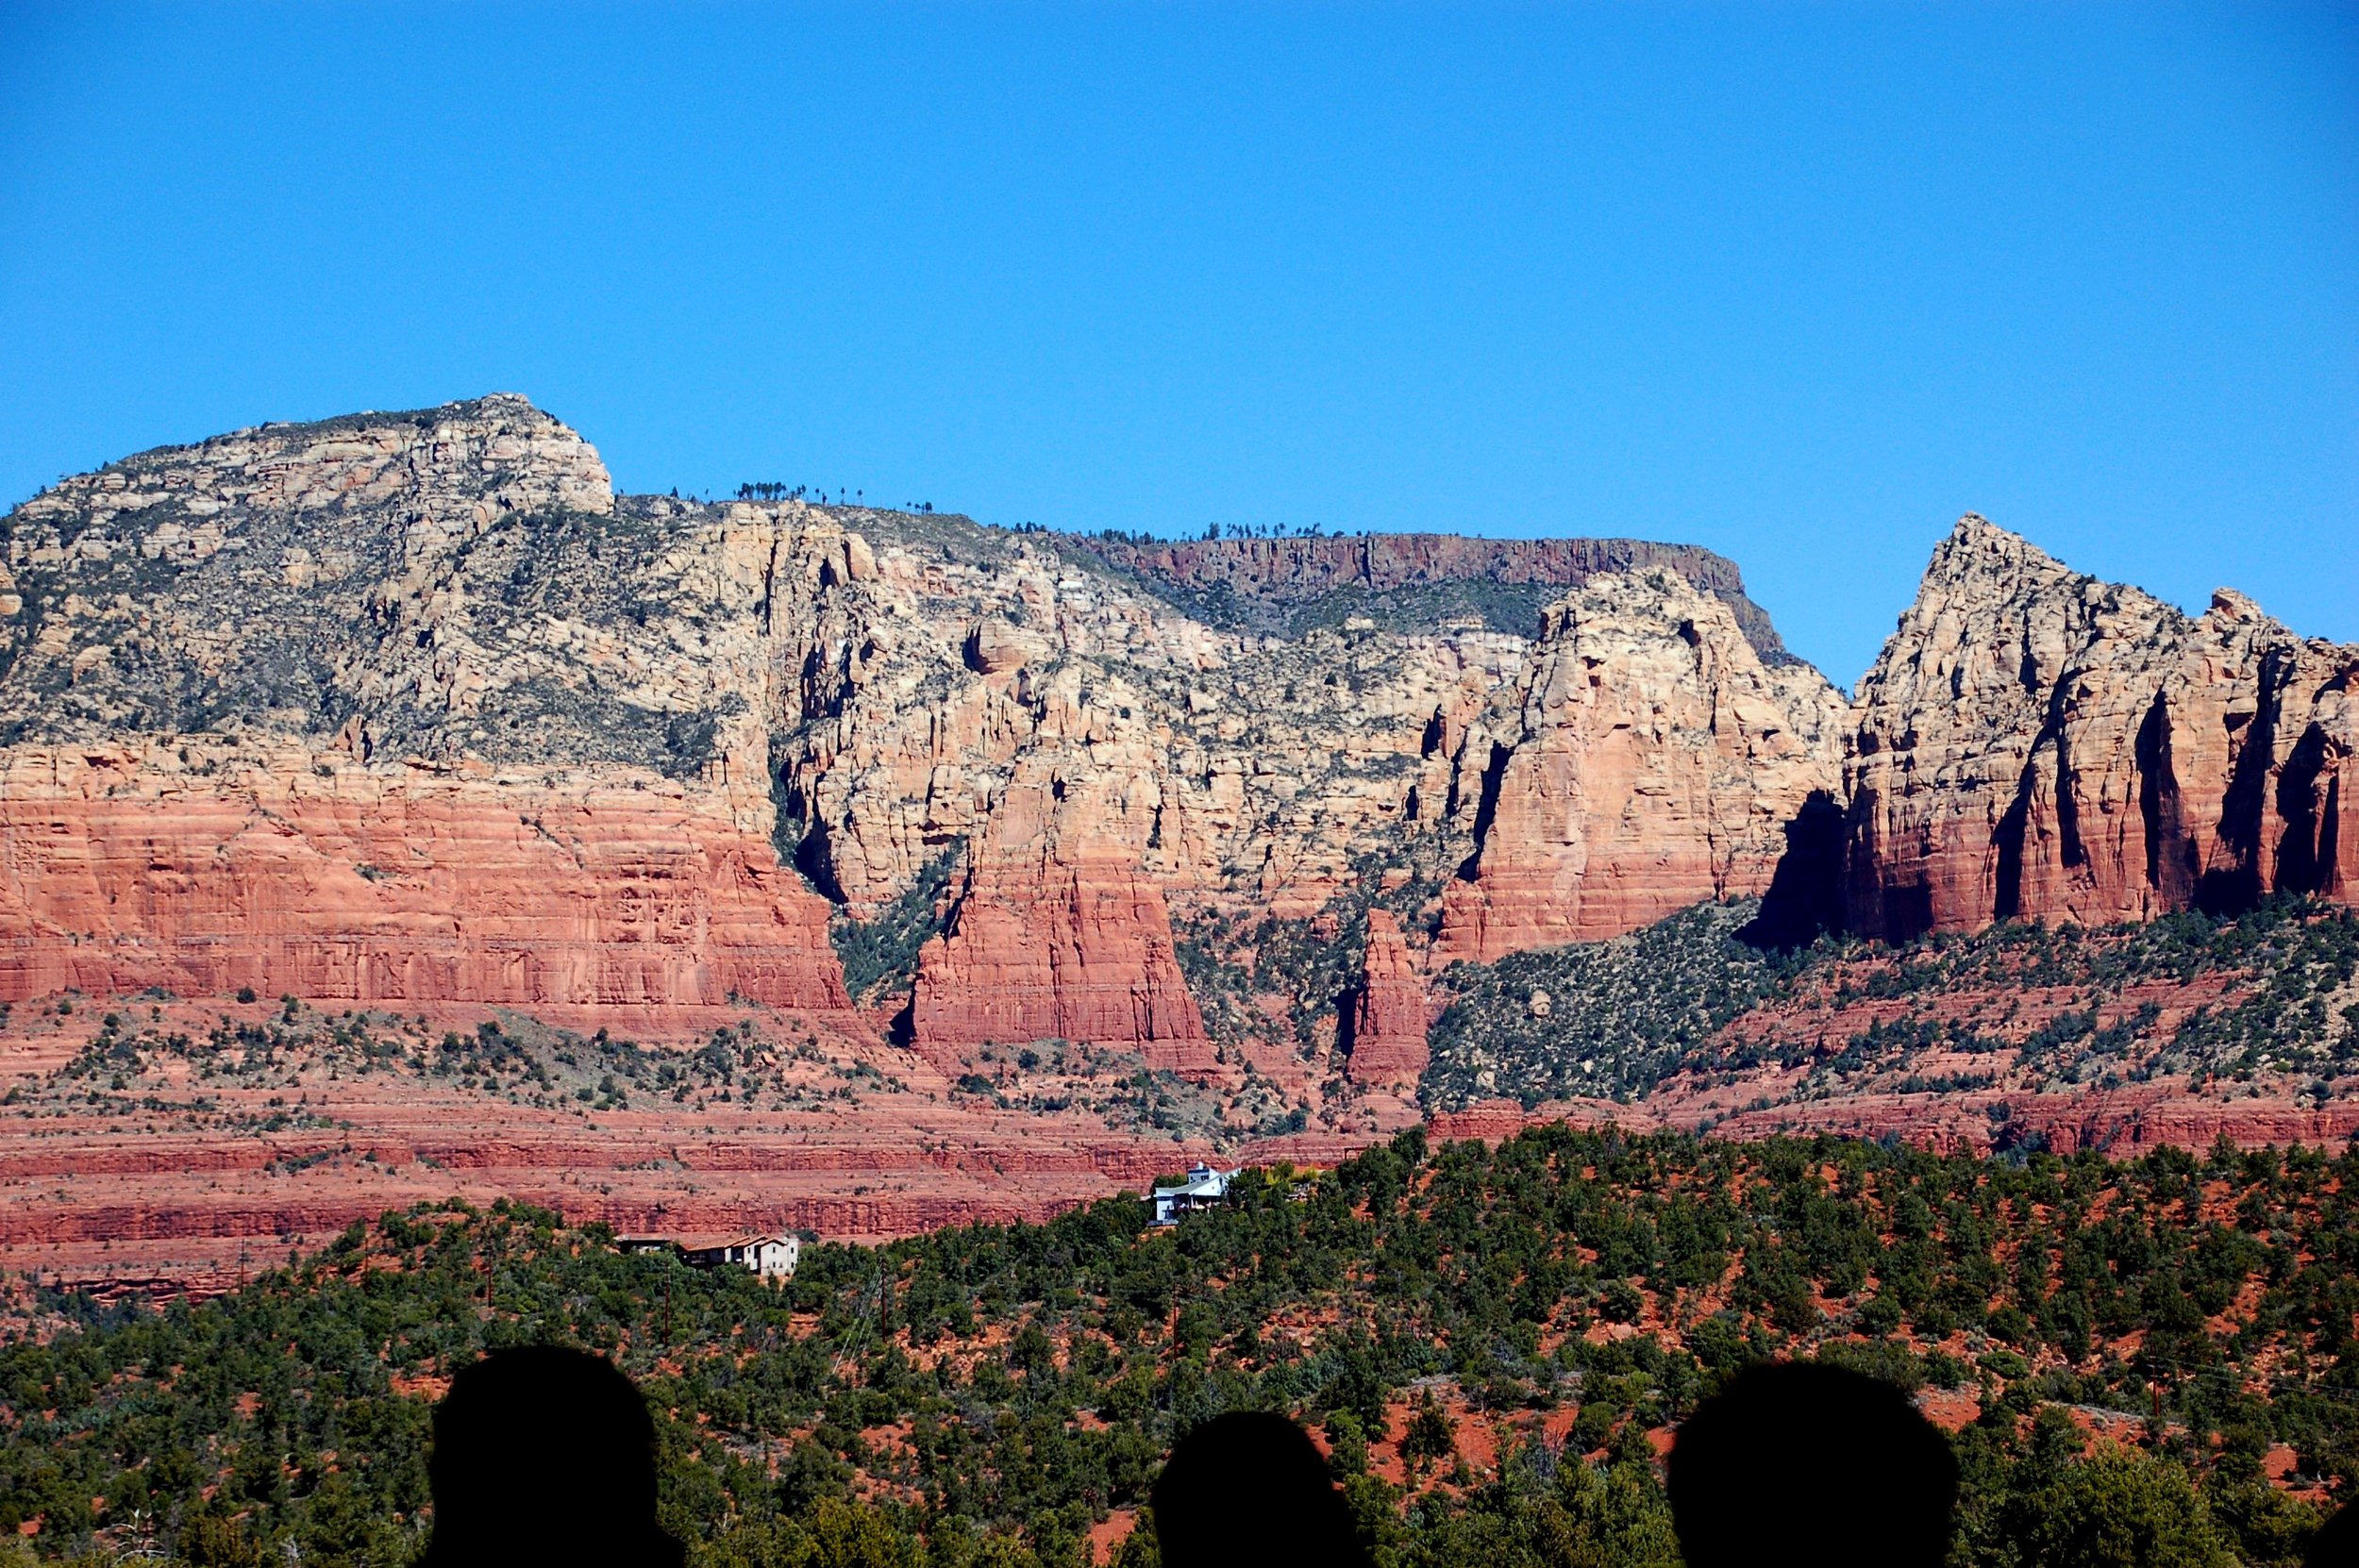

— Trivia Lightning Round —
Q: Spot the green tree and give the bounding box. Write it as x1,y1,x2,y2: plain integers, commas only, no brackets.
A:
2203,1480,2323,1568
1108,1510,1160,1568
176,1513,264,1568
1401,1400,1456,1476
1325,1410,1370,1478
1554,1456,1681,1568
1999,1449,2234,1568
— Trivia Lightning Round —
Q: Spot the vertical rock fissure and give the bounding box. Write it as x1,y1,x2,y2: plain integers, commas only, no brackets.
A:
2204,647,2284,916
1455,742,1514,882
2274,723,2334,896
2053,706,2086,873
2136,689,2189,903
1991,726,2056,925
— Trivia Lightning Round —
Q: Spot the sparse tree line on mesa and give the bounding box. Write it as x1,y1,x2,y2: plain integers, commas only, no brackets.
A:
733,484,929,511
3,1125,2354,1568
1191,522,1357,541
721,491,1361,542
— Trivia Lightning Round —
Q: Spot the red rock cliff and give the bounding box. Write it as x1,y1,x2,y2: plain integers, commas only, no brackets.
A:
897,740,1213,1071
904,858,1212,1072
0,743,849,1011
1845,517,2357,939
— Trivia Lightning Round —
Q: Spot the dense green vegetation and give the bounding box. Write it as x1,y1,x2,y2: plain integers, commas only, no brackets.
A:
1424,898,2359,1111
1118,575,1573,641
4,1127,2351,1568
831,843,966,1009
11,1004,894,1125
1427,903,1804,1107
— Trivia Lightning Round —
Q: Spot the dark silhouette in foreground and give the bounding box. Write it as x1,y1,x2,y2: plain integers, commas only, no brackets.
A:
422,1344,686,1568
2311,1501,2359,1568
1667,1361,1958,1568
1153,1410,1370,1568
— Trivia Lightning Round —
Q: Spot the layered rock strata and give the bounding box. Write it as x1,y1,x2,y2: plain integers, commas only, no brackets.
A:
906,861,1212,1071
11,396,2345,1101
0,742,845,1010
1845,517,2357,939
0,994,1264,1286
8,398,2359,1288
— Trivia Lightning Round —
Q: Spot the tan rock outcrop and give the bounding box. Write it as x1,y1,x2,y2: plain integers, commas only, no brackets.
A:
1845,517,2357,938
1433,570,1848,962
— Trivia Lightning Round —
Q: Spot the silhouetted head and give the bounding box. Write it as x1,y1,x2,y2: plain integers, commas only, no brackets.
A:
1667,1361,1957,1568
1152,1410,1367,1568
423,1345,684,1568
2308,1501,2359,1568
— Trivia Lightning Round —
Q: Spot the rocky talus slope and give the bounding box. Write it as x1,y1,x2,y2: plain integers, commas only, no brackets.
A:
1424,895,2359,1153
1844,515,2356,940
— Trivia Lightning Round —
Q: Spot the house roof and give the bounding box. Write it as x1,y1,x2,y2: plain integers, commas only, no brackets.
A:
1151,1167,1238,1199
678,1232,793,1252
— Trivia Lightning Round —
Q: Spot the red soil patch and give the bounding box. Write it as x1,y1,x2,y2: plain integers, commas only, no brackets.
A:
1087,1510,1140,1564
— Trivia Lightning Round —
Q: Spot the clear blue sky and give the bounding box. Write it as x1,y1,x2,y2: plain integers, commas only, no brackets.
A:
3,4,2352,684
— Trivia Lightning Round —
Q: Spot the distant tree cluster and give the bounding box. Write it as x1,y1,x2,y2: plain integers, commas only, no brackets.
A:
733,484,930,511
1196,522,1344,542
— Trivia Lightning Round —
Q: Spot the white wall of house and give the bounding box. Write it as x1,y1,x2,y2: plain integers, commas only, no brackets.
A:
678,1233,800,1278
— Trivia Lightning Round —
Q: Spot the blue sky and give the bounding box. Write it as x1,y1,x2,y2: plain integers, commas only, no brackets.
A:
2,4,2352,684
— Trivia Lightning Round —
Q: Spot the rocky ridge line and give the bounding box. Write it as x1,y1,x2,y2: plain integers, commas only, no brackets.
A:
1072,530,1796,660
1843,515,2356,940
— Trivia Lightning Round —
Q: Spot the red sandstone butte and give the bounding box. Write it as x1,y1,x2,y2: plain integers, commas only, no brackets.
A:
1341,909,1430,1083
1844,517,2358,940
0,745,849,1012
